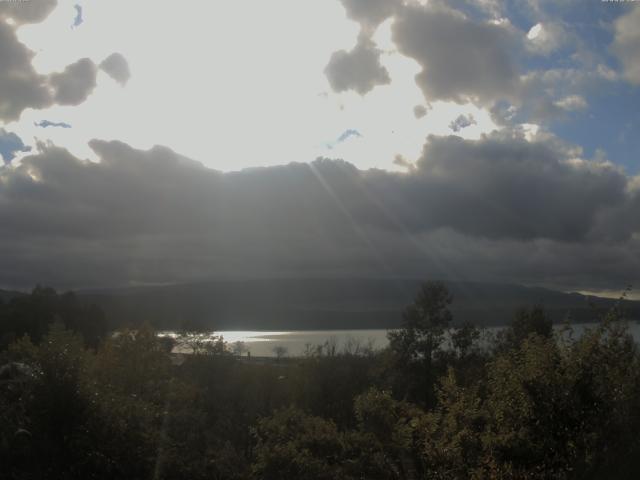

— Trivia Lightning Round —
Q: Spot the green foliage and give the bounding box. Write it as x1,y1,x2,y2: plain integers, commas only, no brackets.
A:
292,354,381,426
95,324,171,402
417,317,640,479
252,407,348,480
353,388,427,478
1,322,170,479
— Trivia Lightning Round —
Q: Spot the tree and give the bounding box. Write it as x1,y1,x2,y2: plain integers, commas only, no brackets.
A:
272,345,288,361
387,281,453,405
495,305,553,352
353,388,427,478
251,407,348,480
232,341,249,357
0,287,108,349
450,321,480,358
421,369,487,478
388,281,453,362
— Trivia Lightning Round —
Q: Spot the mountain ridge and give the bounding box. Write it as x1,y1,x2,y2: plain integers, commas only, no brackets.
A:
75,279,639,331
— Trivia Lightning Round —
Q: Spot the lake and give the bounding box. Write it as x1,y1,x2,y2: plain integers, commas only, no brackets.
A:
161,321,640,357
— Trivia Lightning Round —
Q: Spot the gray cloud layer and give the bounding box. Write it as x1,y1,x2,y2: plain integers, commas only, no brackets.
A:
0,0,637,294
0,135,637,290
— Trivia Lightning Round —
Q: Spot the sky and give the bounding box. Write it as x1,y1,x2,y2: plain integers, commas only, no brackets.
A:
0,0,638,297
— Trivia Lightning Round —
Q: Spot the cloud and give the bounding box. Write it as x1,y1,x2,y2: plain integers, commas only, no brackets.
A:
339,0,399,30
0,129,30,164
526,22,568,55
35,120,72,129
494,66,609,125
0,3,114,122
0,0,58,25
413,105,427,119
0,135,637,290
99,52,131,86
391,3,520,105
554,94,587,112
49,58,98,105
325,1,397,96
0,21,53,122
393,133,630,241
612,5,640,85
325,35,390,95
449,114,477,132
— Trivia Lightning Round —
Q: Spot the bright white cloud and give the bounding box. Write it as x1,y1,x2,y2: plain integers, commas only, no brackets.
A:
526,22,566,54
554,95,587,112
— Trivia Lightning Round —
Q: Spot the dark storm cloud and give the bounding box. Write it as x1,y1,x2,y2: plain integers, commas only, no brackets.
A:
0,135,638,290
324,35,390,95
391,134,629,241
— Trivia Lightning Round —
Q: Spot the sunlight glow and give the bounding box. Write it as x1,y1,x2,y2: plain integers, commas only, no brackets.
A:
10,0,500,171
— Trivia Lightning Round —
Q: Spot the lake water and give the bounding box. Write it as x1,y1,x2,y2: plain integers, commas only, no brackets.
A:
161,321,640,358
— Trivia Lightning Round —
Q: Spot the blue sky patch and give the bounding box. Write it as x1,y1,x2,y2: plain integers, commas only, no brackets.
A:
337,129,362,143
35,120,73,129
0,130,31,164
72,4,83,28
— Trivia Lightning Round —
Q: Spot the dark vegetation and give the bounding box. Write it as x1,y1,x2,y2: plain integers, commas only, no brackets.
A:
2,282,640,479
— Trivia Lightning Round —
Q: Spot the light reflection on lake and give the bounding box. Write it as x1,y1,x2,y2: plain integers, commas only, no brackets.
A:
159,329,388,357
159,322,640,358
